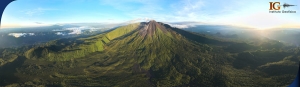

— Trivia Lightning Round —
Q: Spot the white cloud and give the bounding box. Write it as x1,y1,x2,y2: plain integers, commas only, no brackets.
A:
169,24,192,29
174,0,205,16
124,18,152,23
55,32,65,35
35,22,43,24
68,29,82,35
53,26,104,35
167,0,207,21
167,22,204,29
8,33,35,38
3,0,299,29
8,33,26,38
22,8,58,16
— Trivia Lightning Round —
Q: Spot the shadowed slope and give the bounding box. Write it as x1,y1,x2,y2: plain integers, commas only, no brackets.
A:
5,20,298,87
84,20,223,86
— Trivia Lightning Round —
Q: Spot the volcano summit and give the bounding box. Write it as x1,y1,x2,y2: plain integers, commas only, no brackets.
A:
0,20,298,87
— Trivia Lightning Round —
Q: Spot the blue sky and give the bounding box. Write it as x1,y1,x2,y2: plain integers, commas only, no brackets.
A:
1,0,300,29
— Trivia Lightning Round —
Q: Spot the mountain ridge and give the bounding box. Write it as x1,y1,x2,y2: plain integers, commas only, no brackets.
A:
24,20,233,61
82,20,221,86
0,20,299,87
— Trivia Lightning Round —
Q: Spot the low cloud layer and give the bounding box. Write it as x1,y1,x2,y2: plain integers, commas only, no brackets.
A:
35,22,43,24
8,33,35,38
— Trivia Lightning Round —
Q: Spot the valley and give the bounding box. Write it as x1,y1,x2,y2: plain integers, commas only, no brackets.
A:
0,20,299,87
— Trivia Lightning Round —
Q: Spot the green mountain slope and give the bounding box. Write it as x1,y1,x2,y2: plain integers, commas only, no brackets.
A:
25,23,140,61
80,20,222,86
1,20,299,87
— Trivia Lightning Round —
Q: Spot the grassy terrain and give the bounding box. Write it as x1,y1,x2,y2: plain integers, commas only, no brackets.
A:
0,21,299,86
24,23,140,61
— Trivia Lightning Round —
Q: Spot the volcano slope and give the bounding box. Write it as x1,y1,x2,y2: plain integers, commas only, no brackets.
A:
1,20,299,86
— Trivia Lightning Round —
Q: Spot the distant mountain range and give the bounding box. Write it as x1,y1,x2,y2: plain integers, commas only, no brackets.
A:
0,20,299,86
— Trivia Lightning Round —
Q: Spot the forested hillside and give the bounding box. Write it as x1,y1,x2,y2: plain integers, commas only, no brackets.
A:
0,21,299,86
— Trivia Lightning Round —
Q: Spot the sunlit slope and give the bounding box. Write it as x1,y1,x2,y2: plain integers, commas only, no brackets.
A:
18,21,299,87
83,20,222,86
23,20,224,86
25,23,140,61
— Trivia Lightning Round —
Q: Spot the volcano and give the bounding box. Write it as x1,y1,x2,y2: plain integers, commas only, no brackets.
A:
22,20,228,86
3,20,298,87
80,20,234,86
139,20,170,36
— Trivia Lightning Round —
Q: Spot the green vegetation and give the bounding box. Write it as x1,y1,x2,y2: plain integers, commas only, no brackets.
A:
0,21,299,86
24,23,140,61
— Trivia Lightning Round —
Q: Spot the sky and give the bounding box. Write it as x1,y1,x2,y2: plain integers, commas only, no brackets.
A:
1,0,300,29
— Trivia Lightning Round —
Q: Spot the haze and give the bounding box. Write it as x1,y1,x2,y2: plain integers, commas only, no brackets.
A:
1,0,300,29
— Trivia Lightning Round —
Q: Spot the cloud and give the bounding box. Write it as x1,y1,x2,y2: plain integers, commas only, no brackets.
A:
23,8,58,16
167,22,204,29
125,18,151,23
98,0,208,22
55,32,65,35
8,33,35,38
168,0,208,21
35,22,43,24
5,0,298,29
169,24,193,29
97,0,253,23
173,0,205,15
